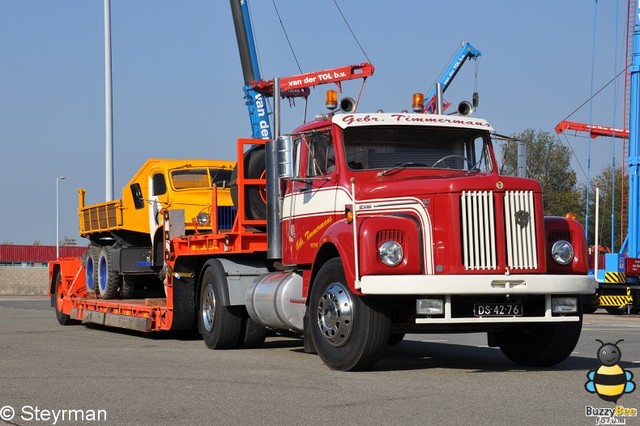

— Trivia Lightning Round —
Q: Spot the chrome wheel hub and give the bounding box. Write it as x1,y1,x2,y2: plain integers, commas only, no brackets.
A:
201,284,215,332
316,282,353,347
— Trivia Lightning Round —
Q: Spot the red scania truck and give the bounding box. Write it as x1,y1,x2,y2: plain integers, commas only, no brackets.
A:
50,99,596,371
48,1,595,371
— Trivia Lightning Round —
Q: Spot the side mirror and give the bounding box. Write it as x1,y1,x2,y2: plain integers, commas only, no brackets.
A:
130,183,145,209
277,135,294,179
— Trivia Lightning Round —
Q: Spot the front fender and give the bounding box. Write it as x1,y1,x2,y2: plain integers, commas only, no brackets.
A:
316,219,359,292
545,216,588,274
315,215,422,294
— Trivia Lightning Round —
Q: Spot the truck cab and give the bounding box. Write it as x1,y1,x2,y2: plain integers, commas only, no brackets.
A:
267,112,593,369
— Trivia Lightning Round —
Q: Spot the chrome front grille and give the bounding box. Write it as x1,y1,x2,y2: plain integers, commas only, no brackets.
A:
461,190,497,270
504,190,538,269
460,190,538,271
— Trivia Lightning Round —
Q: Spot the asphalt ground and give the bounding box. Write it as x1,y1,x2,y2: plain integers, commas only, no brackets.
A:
0,297,638,426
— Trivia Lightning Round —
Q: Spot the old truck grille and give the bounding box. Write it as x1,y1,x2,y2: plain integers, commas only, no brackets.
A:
461,190,538,271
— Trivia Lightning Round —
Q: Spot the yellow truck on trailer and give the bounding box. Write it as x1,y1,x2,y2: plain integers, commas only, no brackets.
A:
78,159,236,299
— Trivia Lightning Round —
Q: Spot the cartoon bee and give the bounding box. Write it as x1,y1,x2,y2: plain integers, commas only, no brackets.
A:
585,339,636,403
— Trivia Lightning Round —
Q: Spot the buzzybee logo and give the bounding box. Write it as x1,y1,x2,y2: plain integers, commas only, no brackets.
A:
585,339,635,403
584,339,637,425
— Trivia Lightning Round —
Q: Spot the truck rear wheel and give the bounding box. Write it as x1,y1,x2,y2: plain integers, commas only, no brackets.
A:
53,271,80,326
309,258,390,371
98,246,121,299
84,244,100,293
491,316,582,367
198,267,242,349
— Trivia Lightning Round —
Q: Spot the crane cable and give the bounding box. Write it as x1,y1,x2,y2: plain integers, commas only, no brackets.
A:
560,68,625,122
269,0,372,73
271,0,303,74
331,0,372,63
583,0,600,244
268,1,371,122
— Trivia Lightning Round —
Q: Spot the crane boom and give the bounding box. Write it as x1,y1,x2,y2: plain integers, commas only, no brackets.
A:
422,41,481,113
554,120,629,139
230,0,374,139
627,0,640,259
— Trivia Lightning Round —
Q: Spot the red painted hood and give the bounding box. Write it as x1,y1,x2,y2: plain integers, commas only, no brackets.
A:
351,172,542,200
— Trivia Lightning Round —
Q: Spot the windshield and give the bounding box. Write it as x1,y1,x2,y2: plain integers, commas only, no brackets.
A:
171,168,233,190
342,125,492,173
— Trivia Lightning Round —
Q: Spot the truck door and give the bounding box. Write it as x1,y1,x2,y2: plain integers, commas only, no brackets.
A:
286,131,338,264
148,170,168,237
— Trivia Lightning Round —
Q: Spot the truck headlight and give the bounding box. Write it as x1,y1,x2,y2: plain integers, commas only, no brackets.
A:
378,240,403,267
551,240,574,265
196,212,210,226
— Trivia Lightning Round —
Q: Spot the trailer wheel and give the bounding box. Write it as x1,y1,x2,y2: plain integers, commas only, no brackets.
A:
230,146,266,221
309,258,390,371
237,311,267,349
84,244,100,293
53,271,80,326
198,267,242,349
98,246,120,299
491,316,582,367
604,306,626,315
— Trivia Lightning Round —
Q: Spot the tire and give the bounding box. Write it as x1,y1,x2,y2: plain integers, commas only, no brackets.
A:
98,246,120,299
53,271,80,326
198,266,242,349
120,275,136,299
84,244,100,293
309,258,390,371
605,306,626,315
388,333,405,346
492,316,583,367
237,311,267,349
230,146,266,221
583,305,598,314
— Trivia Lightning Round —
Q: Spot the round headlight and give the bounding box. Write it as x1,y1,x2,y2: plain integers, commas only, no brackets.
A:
551,240,574,265
196,212,210,226
378,240,403,267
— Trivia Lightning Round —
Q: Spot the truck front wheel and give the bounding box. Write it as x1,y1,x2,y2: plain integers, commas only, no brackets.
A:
309,258,390,371
198,267,242,349
491,316,582,367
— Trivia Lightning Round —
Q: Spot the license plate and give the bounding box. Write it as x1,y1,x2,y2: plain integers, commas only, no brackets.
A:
474,303,523,317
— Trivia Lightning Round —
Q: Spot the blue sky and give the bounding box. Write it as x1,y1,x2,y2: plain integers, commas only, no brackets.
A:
0,0,629,245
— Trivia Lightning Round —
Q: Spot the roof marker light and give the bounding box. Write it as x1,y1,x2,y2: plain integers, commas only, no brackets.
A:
412,93,424,112
326,90,338,110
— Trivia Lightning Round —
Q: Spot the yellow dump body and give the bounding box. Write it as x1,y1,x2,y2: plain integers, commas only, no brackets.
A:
78,159,235,240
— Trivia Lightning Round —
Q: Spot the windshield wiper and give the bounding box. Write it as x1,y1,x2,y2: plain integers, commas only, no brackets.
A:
377,162,427,176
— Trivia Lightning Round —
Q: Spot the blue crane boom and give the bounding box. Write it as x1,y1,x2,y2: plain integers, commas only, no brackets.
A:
422,41,481,113
230,0,273,139
583,0,640,312
627,0,640,260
